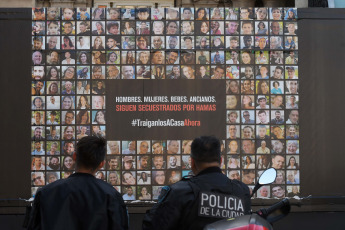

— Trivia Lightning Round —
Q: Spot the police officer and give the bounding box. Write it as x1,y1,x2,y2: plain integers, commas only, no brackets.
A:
142,136,251,230
28,136,128,230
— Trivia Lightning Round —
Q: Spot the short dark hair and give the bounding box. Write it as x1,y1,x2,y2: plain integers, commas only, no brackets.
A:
243,35,252,41
258,110,266,115
215,65,223,71
64,21,73,26
33,36,43,42
79,21,88,27
191,136,221,163
275,66,284,73
138,8,149,13
34,8,44,13
107,22,119,31
75,136,106,171
107,35,118,42
243,170,255,176
64,141,73,147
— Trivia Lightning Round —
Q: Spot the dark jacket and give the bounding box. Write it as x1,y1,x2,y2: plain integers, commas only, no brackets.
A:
142,167,251,230
27,173,128,230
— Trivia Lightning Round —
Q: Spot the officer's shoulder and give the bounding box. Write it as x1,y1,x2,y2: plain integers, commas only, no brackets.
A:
158,180,194,203
231,179,251,192
170,178,193,192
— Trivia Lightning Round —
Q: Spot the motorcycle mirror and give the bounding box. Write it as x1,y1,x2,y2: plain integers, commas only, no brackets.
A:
258,168,277,185
251,168,277,197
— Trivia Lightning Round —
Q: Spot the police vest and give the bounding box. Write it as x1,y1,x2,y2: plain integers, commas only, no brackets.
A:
187,176,246,219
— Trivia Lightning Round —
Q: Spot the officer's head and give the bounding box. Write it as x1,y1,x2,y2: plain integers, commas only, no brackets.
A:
191,136,221,173
74,136,106,172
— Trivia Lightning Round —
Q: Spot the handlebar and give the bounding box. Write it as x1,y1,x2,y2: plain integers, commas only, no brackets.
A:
256,198,290,219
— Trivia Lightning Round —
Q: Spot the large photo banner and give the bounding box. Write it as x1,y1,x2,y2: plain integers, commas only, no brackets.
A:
30,7,299,201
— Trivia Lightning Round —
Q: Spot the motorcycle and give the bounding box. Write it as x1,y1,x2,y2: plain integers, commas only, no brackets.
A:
204,168,291,230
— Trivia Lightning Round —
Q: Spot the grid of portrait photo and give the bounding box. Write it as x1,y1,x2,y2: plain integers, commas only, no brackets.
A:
31,7,299,200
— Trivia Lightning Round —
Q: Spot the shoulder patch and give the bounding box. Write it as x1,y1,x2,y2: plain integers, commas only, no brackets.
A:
182,175,193,180
158,186,171,203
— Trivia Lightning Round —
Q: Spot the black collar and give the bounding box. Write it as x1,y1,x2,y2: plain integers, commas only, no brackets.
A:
197,167,222,176
69,172,95,178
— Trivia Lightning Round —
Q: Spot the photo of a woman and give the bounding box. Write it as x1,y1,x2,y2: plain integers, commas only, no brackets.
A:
61,156,75,171
92,36,105,49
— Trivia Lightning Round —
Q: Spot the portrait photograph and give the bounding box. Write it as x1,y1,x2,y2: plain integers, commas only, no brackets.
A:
181,8,194,20
61,21,75,35
256,124,270,139
255,21,268,35
152,170,166,185
91,8,105,20
107,140,120,155
122,185,136,200
46,125,61,141
151,8,165,20
136,8,150,20
255,51,269,64
284,22,297,35
137,155,152,170
287,185,300,197
31,140,45,155
181,36,194,49
91,125,106,138
120,21,135,35
76,126,90,139
166,170,181,185
227,140,240,154
106,66,120,79
46,36,60,49
121,141,136,155
76,7,90,20
256,139,271,154
226,65,240,79
241,110,255,124
122,36,136,49
286,155,300,169
269,7,283,20
285,36,298,50
152,186,163,200
167,155,181,169
32,51,45,65
286,125,299,139
77,21,91,35
46,7,60,20
182,140,193,154
227,155,240,169
166,8,180,20
241,125,255,139
242,155,255,169
226,125,240,139
136,140,151,154
121,8,135,20
61,36,75,50
227,170,240,181
270,80,284,94
31,172,45,186
210,7,224,19
137,171,151,185
122,156,136,171
137,186,152,200
107,8,121,20
270,65,284,79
